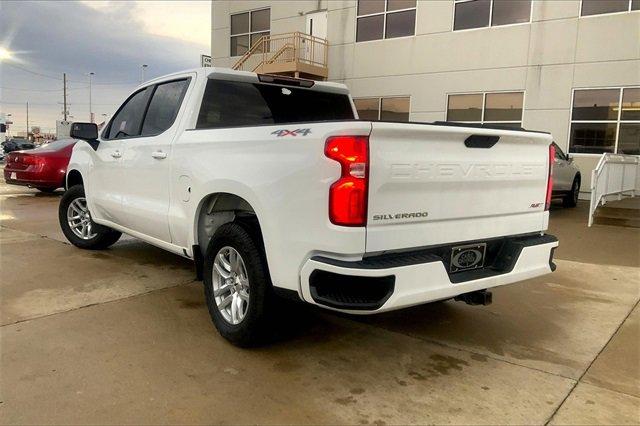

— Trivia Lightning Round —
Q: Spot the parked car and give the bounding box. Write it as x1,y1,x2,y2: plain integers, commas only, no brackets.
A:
2,139,35,154
551,142,581,208
59,68,558,346
4,139,76,192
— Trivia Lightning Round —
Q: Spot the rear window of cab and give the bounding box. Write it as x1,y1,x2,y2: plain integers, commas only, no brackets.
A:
196,79,355,129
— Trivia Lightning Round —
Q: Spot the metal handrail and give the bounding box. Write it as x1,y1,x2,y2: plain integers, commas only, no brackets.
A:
232,31,328,74
588,153,640,226
233,35,268,71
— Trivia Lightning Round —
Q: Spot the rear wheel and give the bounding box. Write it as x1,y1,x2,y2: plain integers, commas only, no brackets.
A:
58,185,122,249
563,176,580,208
203,222,274,347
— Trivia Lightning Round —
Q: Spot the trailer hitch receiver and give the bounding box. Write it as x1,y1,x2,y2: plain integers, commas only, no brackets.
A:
454,289,493,306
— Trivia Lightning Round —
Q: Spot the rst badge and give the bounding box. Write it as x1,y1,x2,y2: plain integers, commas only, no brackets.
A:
271,128,312,137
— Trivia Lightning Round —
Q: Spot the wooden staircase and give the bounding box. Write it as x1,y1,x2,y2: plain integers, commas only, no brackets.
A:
232,32,328,80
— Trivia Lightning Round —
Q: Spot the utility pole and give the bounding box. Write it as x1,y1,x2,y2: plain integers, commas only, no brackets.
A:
26,102,29,139
88,72,95,123
63,73,68,121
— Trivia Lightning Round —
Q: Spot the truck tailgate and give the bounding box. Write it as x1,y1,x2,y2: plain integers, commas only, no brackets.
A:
366,122,552,253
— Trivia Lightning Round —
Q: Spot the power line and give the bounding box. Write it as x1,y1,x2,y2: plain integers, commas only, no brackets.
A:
4,62,140,86
1,85,88,92
0,100,119,106
3,63,66,81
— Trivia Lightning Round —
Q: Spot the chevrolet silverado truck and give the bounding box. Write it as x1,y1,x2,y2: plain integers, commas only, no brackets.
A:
60,67,558,346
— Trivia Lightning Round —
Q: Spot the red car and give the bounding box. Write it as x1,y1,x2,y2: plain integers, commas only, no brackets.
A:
4,139,76,192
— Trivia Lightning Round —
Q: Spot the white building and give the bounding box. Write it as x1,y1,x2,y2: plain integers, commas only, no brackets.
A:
211,0,640,197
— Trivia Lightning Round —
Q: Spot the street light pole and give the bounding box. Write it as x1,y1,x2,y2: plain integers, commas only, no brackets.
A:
140,64,148,84
26,102,29,140
63,73,68,122
88,72,95,123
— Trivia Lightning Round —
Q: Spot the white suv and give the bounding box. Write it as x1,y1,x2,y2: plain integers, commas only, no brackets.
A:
551,142,581,207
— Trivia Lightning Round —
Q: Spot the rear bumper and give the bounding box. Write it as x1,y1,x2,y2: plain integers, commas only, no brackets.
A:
4,178,60,188
300,234,558,314
4,169,62,188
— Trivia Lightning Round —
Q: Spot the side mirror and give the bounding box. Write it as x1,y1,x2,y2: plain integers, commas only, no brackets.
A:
70,122,98,140
567,154,574,163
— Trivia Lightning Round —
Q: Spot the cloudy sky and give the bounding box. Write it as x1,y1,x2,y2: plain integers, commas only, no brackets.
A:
0,0,211,133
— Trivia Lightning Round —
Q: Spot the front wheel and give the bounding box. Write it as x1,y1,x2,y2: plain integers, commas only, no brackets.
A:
563,176,580,208
58,185,122,249
203,222,274,347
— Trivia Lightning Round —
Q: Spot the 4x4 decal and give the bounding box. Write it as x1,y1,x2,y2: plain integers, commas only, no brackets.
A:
271,128,312,137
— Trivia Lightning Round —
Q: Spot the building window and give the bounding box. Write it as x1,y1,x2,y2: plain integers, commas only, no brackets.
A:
356,0,416,42
581,0,638,16
447,92,524,128
569,88,640,155
453,0,531,31
353,96,411,121
230,8,270,57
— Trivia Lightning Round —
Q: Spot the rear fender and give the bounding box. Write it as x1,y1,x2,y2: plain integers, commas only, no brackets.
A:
190,180,267,253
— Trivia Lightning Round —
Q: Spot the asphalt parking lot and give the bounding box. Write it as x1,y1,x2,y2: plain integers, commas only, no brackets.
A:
1,179,638,425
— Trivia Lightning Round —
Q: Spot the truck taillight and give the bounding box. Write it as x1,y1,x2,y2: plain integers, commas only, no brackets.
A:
545,143,555,211
325,136,369,226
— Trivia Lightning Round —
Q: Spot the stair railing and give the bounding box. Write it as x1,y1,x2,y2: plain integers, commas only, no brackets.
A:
588,153,640,226
232,32,328,75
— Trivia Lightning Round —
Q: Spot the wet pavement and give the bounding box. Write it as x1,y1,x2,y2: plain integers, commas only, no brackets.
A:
1,180,638,424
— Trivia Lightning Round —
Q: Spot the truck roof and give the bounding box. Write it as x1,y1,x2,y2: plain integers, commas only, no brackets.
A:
140,67,349,94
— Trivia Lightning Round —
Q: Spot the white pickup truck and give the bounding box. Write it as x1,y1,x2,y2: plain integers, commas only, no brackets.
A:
60,67,558,346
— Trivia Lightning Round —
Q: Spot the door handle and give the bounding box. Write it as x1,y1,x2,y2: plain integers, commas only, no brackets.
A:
152,151,167,159
111,150,122,159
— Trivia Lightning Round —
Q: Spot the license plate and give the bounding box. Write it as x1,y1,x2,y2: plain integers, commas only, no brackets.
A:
450,243,487,273
10,172,16,180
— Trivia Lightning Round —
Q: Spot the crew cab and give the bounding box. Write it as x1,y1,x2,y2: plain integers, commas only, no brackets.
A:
60,67,558,346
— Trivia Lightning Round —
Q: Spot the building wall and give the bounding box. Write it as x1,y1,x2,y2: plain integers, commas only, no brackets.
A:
211,0,640,197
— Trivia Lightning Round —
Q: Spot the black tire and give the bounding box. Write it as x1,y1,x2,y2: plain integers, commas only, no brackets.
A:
563,176,580,208
58,185,122,250
203,221,274,347
36,187,56,193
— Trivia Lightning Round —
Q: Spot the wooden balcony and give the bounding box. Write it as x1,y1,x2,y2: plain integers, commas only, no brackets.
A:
232,32,328,80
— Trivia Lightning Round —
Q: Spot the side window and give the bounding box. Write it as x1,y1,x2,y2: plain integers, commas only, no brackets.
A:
107,88,151,139
353,96,410,121
141,79,189,136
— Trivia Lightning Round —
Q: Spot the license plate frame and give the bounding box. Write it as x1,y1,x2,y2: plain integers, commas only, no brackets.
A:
450,242,487,273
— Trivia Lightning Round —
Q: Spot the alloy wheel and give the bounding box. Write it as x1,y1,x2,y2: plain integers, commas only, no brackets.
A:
211,246,250,325
67,197,97,240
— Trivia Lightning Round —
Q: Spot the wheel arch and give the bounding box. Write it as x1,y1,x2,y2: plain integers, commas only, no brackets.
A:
193,192,265,258
66,169,84,189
